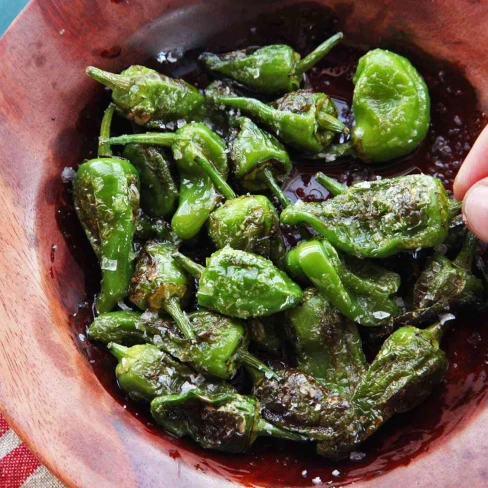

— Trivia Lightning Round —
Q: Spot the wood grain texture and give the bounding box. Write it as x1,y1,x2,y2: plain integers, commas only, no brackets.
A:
0,1,488,487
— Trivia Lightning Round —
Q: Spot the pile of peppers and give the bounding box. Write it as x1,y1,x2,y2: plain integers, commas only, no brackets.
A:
70,32,486,458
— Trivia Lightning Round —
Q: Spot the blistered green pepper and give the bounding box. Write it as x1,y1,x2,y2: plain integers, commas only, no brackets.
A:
151,390,304,453
284,288,367,395
108,343,233,402
248,316,285,355
214,90,347,154
199,33,343,94
204,79,242,98
286,239,401,326
130,240,194,340
228,117,292,207
283,174,461,258
174,247,303,319
105,123,236,240
398,232,484,325
123,144,178,219
134,215,176,242
86,65,212,128
89,308,276,380
254,368,357,458
73,105,140,314
344,322,448,456
208,195,286,267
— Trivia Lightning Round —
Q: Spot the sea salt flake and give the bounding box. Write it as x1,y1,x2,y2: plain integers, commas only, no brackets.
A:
332,470,340,477
101,258,117,271
395,296,405,307
372,311,390,319
350,451,366,461
61,167,76,183
439,312,456,325
302,470,308,478
312,477,322,485
180,381,197,394
118,301,132,311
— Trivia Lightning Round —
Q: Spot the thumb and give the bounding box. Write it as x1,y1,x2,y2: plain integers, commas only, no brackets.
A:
462,177,488,242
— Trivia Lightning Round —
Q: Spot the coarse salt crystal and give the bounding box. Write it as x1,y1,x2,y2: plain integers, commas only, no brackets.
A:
117,301,132,311
61,167,76,183
312,477,322,485
302,470,307,478
350,451,366,461
439,312,456,325
372,311,390,319
332,470,340,477
101,258,118,271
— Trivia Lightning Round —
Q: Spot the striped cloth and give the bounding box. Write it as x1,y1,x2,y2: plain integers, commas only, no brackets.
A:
0,415,64,488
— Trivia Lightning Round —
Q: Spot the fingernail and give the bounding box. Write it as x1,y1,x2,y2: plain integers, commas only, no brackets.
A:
463,180,488,242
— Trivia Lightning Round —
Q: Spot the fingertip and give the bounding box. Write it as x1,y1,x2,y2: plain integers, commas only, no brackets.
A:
462,178,488,243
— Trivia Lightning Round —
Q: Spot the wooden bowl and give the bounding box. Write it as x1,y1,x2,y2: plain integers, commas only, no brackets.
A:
1,1,488,487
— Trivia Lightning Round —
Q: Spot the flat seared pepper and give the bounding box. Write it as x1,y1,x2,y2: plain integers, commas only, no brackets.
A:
228,117,292,207
86,65,212,128
214,90,347,154
284,288,367,395
73,104,140,314
282,174,461,258
199,33,343,94
286,239,401,326
104,123,236,240
208,195,286,267
88,309,277,380
174,247,303,319
151,390,304,453
123,144,178,219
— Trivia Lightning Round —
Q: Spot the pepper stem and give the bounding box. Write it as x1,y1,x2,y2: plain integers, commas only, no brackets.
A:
172,252,205,278
238,350,279,381
193,153,236,200
315,172,347,196
307,141,355,162
98,104,116,158
427,321,450,342
216,96,277,122
295,32,344,77
262,166,291,208
103,133,177,149
454,232,478,271
108,342,129,361
163,297,195,341
86,67,132,91
316,111,349,134
256,418,307,442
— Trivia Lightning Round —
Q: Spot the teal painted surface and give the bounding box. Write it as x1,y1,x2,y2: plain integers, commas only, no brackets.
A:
0,0,30,36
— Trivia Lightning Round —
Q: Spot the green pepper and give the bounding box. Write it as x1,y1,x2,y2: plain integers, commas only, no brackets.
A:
123,144,178,219
73,104,140,314
105,123,236,240
286,239,401,326
254,368,358,459
214,90,347,154
92,305,277,381
283,174,461,258
151,390,304,453
86,65,212,128
108,343,233,402
174,247,303,319
204,79,242,98
199,33,343,95
284,288,367,395
344,322,448,456
130,240,194,340
398,232,484,325
228,117,292,207
208,195,286,267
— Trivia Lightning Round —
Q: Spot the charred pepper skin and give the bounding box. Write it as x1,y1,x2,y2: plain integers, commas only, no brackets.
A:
130,240,195,341
214,90,347,154
352,49,431,163
151,390,305,453
208,195,286,267
174,247,303,319
284,288,367,395
398,232,484,325
86,65,212,128
123,144,178,219
283,174,461,258
286,239,401,326
228,117,292,207
105,123,236,240
199,33,343,95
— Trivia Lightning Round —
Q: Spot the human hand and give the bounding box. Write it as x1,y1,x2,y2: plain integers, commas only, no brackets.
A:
454,124,488,242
